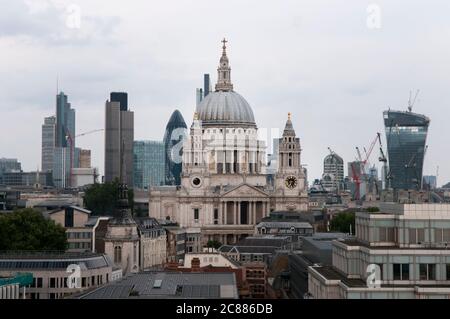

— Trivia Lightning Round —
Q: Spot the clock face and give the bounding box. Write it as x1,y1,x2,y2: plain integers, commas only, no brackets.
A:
191,177,202,187
285,176,298,189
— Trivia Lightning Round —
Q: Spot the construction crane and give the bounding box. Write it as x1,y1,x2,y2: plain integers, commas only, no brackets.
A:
76,128,104,138
407,89,420,112
66,128,104,187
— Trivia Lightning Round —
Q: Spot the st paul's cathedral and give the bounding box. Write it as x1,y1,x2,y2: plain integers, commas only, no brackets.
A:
149,39,308,245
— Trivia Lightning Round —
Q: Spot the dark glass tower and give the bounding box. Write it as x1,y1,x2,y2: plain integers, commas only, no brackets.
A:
110,92,128,111
384,110,430,190
163,110,187,185
203,74,210,97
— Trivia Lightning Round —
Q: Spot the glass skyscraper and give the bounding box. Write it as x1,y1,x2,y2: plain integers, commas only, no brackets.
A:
163,110,187,185
383,110,430,190
133,141,165,189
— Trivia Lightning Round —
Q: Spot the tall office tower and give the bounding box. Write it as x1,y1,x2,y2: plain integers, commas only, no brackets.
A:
52,147,70,188
41,116,56,172
55,92,75,147
163,110,187,185
196,88,203,107
322,151,344,192
53,92,76,188
384,110,430,190
105,92,134,187
203,74,210,97
79,149,91,168
133,141,165,189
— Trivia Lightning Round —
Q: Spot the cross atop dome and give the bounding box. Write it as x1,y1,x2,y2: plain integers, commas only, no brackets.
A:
215,38,233,92
222,38,227,50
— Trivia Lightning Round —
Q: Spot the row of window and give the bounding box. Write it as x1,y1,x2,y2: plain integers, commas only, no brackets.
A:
32,274,107,289
383,263,450,281
357,225,450,245
67,232,92,239
68,242,91,249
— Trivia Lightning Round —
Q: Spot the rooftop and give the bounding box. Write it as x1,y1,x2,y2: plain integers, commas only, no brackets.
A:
78,271,238,299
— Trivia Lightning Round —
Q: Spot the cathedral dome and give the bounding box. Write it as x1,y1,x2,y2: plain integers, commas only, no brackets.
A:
196,38,256,128
196,90,256,128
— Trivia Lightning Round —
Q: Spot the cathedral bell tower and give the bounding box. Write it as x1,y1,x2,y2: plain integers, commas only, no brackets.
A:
275,113,306,195
215,38,233,92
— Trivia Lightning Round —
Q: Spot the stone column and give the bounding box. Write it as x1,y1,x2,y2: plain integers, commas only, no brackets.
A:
223,202,227,225
234,201,237,225
253,201,257,224
237,202,241,225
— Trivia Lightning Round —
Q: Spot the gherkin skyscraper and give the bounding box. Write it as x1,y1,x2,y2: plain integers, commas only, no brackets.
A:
163,110,187,185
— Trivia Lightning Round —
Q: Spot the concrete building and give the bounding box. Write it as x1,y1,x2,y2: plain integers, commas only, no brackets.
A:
0,251,119,299
135,217,167,269
0,273,33,299
47,205,108,253
0,171,53,188
133,140,165,189
149,40,308,246
71,168,96,188
104,92,134,187
308,203,450,299
0,158,22,173
78,149,91,168
78,271,238,299
219,236,290,265
0,187,20,211
322,151,344,193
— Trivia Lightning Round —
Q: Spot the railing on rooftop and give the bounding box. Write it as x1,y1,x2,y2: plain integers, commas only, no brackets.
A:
0,250,100,259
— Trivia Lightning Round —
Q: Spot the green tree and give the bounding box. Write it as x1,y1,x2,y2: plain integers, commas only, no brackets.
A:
206,240,222,250
83,179,135,215
330,211,355,234
366,206,380,212
0,209,67,250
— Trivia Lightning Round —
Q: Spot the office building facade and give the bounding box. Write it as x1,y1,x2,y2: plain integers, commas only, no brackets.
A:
104,92,134,187
308,203,450,299
41,116,56,172
133,141,165,189
322,152,344,192
384,110,430,190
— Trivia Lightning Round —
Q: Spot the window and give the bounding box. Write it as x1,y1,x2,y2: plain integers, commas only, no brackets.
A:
37,278,43,288
446,264,450,280
49,278,56,288
65,207,74,228
419,264,436,280
194,208,199,220
409,228,425,244
214,209,219,220
114,246,122,263
393,264,409,280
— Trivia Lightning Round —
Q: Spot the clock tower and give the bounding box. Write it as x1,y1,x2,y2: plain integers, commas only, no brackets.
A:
275,113,306,197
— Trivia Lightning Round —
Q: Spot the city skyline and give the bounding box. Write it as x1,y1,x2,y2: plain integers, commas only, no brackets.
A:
1,0,450,185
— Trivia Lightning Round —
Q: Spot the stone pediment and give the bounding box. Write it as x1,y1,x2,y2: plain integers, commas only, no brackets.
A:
221,183,269,199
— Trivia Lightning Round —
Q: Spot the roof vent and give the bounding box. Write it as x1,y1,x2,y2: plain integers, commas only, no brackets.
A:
153,279,163,288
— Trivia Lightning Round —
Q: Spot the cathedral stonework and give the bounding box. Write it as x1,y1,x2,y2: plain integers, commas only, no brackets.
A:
149,40,308,245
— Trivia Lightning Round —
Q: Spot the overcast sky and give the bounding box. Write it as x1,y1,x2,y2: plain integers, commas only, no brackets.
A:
1,0,449,185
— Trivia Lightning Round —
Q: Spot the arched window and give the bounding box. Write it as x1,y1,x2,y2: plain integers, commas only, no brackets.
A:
114,246,122,264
